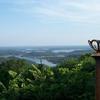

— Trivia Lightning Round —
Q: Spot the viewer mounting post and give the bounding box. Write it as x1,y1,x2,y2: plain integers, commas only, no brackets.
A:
88,39,100,100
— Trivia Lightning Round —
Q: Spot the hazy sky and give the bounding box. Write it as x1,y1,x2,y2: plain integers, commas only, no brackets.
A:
0,0,100,46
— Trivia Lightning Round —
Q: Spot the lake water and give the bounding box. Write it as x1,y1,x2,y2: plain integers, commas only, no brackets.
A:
15,56,57,67
0,46,90,67
0,55,57,67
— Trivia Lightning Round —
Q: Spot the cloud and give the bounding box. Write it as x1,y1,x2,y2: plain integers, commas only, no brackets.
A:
64,1,100,12
3,0,100,23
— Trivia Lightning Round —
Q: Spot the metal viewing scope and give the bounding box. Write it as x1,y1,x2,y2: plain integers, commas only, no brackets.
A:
88,39,100,53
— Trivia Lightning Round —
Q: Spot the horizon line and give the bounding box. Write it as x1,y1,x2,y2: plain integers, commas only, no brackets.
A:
0,45,89,47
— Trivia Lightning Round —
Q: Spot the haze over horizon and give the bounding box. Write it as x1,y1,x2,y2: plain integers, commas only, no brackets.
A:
0,0,100,46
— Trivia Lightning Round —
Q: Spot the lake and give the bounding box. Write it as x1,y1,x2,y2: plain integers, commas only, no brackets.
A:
0,55,57,67
15,56,57,67
0,46,90,67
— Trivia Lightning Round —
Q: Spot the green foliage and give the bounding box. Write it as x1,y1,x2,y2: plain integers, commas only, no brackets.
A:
0,54,95,100
58,58,79,69
8,70,17,78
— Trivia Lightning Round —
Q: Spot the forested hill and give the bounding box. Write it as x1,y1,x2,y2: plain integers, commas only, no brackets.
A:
0,54,95,100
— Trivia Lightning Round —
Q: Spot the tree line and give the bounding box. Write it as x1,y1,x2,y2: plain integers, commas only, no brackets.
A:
0,54,95,100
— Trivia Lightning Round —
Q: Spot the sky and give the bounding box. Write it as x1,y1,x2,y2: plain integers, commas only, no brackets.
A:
0,0,100,46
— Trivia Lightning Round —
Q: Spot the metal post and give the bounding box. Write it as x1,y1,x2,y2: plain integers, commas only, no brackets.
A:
88,40,100,100
92,54,100,100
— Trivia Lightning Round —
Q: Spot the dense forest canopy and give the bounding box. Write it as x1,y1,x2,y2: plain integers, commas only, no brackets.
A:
0,54,95,100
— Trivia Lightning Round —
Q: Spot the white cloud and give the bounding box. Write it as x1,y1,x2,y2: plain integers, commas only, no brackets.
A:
5,0,100,23
64,1,100,12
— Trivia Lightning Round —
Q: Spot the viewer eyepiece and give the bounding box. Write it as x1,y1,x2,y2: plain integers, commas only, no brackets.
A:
88,39,100,53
